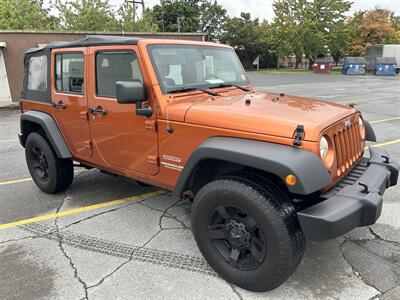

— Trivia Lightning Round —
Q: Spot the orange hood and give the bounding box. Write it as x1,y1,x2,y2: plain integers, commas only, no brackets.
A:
164,91,357,142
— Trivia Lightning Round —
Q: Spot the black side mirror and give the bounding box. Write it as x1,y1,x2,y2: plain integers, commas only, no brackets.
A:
116,81,152,117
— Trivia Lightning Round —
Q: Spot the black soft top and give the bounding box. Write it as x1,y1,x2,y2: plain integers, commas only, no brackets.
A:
22,35,143,102
26,35,144,54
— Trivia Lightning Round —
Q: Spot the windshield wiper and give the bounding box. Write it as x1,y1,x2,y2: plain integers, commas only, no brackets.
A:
209,83,251,92
167,87,220,96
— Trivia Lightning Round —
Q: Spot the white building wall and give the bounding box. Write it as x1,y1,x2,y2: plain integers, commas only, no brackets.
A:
0,46,12,102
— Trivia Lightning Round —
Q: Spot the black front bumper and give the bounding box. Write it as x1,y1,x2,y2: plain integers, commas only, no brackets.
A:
297,147,399,241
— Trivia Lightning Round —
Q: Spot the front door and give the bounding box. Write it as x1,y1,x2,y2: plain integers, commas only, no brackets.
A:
51,48,92,158
87,46,158,175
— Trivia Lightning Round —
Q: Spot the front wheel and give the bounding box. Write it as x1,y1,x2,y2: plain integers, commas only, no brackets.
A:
25,132,73,193
191,176,305,292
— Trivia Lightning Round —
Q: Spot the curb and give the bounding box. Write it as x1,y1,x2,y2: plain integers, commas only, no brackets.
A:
0,103,20,111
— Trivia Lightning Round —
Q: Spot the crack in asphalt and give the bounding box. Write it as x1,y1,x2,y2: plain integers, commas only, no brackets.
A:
369,227,400,246
228,283,244,300
338,225,400,299
57,235,89,300
60,201,136,231
339,239,383,300
139,200,191,229
57,191,167,231
338,238,382,295
54,189,90,300
84,198,184,298
374,283,400,300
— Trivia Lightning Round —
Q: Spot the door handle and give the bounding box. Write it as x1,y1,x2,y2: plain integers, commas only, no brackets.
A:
89,107,107,115
53,101,66,109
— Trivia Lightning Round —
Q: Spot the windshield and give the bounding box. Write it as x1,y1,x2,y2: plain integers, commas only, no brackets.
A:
148,45,249,94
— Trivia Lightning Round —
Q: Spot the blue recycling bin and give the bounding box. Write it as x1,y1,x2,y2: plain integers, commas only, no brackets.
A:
373,57,397,76
342,57,367,75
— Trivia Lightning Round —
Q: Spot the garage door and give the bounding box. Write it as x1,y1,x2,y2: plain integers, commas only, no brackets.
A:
0,48,12,102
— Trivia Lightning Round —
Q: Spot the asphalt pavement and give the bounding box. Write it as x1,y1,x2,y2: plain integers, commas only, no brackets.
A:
1,73,399,299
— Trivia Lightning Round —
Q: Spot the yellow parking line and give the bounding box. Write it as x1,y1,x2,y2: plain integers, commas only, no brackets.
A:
0,171,86,186
0,138,19,143
370,139,400,148
370,116,400,124
0,177,32,185
0,190,164,229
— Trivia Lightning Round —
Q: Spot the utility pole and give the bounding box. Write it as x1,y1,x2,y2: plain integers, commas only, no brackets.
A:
177,16,184,33
126,0,145,23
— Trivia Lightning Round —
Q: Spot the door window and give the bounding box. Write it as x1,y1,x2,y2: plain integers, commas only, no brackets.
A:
96,51,143,98
55,53,84,94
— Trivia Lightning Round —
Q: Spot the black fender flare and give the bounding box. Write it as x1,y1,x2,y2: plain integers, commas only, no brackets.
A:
364,120,376,142
19,110,71,159
173,137,332,196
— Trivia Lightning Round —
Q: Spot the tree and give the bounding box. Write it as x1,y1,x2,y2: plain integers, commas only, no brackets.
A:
272,0,304,68
0,0,59,30
220,13,269,68
147,0,226,40
390,13,400,43
272,0,352,68
357,9,397,44
391,12,400,32
56,0,119,31
348,9,399,55
199,0,227,41
116,1,136,32
116,3,158,32
149,0,200,33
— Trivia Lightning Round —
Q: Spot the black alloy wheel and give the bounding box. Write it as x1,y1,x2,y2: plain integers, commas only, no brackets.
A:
30,145,50,184
25,132,74,193
208,205,267,270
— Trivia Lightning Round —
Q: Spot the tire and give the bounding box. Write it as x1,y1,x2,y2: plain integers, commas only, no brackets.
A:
25,132,73,193
191,175,305,292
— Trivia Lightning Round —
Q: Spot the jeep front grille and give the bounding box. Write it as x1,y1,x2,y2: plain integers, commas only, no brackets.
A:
333,120,363,176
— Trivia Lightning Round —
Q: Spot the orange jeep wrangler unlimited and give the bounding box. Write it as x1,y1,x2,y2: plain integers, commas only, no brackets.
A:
19,36,399,292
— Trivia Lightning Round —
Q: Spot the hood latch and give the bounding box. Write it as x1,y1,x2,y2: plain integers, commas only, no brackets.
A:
293,125,305,146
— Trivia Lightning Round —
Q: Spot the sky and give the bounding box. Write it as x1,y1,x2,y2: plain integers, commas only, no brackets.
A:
105,0,400,20
47,0,400,20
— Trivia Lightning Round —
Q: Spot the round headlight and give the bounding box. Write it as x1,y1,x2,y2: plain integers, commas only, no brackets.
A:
358,117,365,139
320,136,329,159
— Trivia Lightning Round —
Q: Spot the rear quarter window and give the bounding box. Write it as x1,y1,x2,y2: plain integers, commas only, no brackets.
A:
27,55,48,92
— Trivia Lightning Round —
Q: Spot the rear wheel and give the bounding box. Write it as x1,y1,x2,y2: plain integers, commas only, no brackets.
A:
25,132,73,193
191,175,305,292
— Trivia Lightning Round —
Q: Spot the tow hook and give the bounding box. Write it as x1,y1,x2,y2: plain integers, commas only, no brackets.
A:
358,182,369,194
381,155,389,163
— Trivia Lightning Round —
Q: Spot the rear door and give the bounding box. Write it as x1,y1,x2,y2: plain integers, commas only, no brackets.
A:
51,48,92,158
87,45,159,175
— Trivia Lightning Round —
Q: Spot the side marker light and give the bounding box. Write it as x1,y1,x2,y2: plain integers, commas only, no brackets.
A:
285,175,297,186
